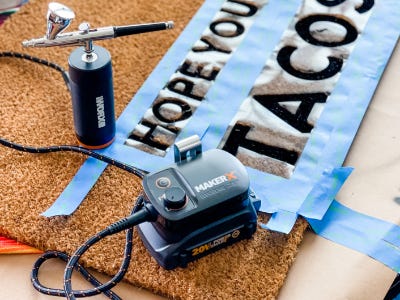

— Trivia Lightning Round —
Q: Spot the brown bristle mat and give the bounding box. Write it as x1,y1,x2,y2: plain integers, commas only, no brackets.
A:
0,0,308,299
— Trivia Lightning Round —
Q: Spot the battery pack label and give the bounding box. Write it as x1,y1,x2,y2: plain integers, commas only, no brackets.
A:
190,229,241,257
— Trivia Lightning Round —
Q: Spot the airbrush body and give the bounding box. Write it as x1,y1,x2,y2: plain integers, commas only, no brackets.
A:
23,2,174,149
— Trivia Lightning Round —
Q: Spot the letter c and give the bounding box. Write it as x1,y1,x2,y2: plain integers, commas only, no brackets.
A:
277,46,343,80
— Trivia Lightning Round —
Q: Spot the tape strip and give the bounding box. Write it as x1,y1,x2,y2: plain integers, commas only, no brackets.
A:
176,114,210,142
384,226,400,249
308,201,400,273
42,158,107,217
260,210,298,234
298,167,354,220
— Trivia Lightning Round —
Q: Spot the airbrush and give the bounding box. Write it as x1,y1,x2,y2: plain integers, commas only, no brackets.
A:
23,2,174,149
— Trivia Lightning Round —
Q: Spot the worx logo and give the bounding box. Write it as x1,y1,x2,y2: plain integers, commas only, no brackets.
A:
194,171,237,193
96,96,106,128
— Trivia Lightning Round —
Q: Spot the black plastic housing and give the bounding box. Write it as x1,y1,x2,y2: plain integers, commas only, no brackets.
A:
138,149,260,269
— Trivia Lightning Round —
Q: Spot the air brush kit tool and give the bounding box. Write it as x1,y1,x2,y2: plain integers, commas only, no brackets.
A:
23,2,174,149
0,2,261,299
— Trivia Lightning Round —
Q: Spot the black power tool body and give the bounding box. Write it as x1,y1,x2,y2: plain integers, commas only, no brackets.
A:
138,136,261,269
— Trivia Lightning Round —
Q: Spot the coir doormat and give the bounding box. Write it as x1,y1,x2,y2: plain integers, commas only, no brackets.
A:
0,0,398,299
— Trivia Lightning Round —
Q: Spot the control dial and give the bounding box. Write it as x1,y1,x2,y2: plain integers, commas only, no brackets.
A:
163,186,187,210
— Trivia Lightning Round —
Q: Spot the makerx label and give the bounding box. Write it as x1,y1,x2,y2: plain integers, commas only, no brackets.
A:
124,0,374,178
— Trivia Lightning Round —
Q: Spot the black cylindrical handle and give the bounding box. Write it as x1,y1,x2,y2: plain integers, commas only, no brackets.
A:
113,21,173,37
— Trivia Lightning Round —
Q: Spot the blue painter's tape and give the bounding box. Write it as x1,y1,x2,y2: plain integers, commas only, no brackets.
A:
42,158,108,216
308,200,400,273
246,167,281,213
384,226,400,249
260,209,298,235
298,167,354,220
176,114,210,142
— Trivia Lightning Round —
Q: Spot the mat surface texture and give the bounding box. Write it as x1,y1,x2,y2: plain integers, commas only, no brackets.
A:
0,0,308,299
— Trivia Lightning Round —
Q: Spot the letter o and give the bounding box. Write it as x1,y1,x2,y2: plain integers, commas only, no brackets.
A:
210,19,245,38
295,14,358,47
152,98,192,123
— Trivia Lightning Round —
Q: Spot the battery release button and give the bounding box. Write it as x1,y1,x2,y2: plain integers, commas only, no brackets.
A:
164,186,187,210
